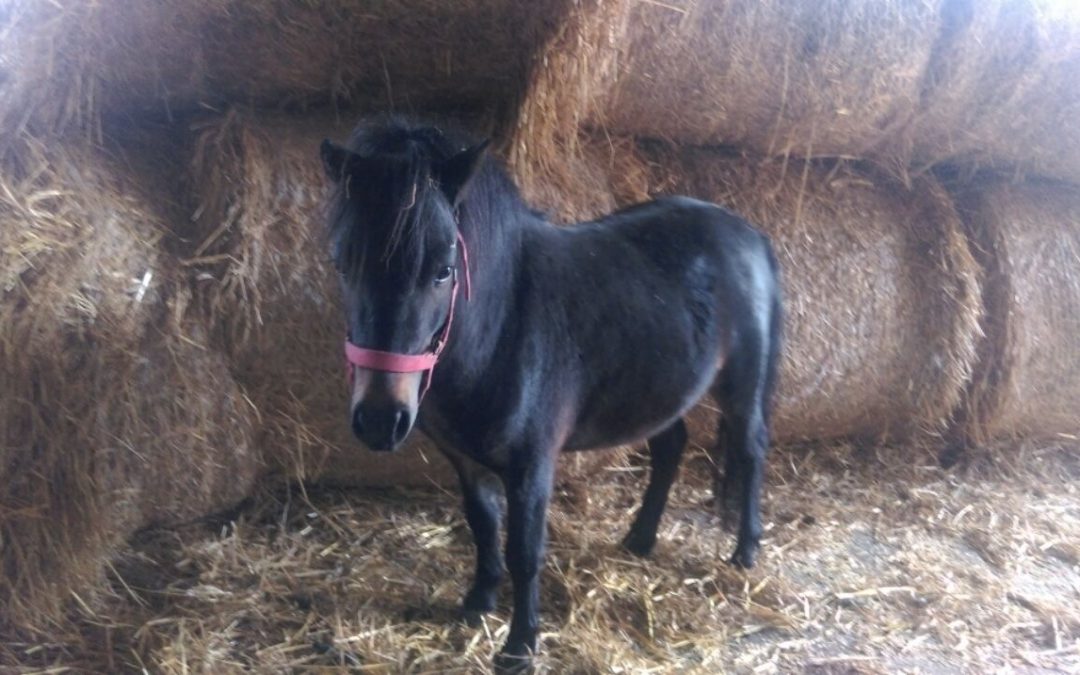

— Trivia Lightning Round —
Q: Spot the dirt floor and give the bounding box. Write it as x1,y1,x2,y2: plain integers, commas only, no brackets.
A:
4,438,1079,674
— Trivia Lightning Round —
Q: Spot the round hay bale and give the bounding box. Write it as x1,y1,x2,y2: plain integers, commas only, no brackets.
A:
589,0,940,162
575,140,983,444
508,0,629,221
0,135,259,630
0,136,162,627
911,0,1080,185
97,293,259,534
0,1,208,136
1,0,573,137
184,111,457,487
950,180,1080,443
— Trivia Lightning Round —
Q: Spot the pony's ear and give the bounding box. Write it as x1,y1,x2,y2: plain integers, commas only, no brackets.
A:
321,139,352,182
438,140,490,206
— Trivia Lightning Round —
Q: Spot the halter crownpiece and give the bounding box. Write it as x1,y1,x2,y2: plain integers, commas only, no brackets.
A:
345,230,471,400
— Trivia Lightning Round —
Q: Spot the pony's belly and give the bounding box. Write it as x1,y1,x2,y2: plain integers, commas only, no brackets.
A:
565,418,679,452
565,341,722,452
565,384,709,451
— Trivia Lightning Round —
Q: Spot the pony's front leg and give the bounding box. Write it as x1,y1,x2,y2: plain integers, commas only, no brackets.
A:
440,445,505,623
495,450,556,673
456,463,504,624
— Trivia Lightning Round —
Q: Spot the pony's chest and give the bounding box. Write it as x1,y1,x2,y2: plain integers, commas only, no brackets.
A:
417,402,512,470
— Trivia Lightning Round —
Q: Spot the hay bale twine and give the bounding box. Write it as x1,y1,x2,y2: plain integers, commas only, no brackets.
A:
583,141,982,444
950,180,1080,443
184,111,459,487
0,136,257,629
589,0,939,162
911,0,1080,185
1,0,573,137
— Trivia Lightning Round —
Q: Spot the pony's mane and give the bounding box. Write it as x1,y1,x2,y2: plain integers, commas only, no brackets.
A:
344,118,464,162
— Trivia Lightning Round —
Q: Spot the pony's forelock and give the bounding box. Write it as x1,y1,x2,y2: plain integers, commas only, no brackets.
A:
328,123,459,283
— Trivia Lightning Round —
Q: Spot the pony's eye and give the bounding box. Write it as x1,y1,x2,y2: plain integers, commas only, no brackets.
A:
434,266,453,286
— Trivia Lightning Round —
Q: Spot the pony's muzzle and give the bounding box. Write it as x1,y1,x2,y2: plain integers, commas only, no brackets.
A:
351,402,413,451
349,370,421,451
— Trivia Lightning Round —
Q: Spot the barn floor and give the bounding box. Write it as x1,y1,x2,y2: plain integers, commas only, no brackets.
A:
6,439,1080,673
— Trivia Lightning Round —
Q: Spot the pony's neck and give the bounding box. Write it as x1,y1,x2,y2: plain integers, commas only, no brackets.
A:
441,165,535,386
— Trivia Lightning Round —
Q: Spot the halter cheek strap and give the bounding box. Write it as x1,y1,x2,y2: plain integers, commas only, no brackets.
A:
345,230,471,401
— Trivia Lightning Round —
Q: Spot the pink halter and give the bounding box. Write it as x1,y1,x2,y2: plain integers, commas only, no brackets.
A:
345,230,472,400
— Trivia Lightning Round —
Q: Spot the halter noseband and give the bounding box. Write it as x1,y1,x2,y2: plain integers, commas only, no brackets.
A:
345,230,472,401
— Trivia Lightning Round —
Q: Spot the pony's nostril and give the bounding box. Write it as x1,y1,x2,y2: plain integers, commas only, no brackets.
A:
352,403,410,450
351,407,365,440
392,408,412,445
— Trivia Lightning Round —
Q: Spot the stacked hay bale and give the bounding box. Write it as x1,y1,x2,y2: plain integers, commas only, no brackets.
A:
0,0,621,634
508,0,629,221
95,292,259,531
0,0,579,136
0,135,258,629
0,0,626,630
950,180,1080,444
568,0,1080,183
588,0,940,162
911,0,1080,184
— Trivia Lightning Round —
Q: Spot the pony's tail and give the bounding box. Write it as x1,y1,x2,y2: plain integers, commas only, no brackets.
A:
761,241,783,435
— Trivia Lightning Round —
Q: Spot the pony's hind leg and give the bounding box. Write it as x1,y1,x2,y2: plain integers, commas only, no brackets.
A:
707,414,740,530
717,409,768,568
711,330,775,568
622,418,688,557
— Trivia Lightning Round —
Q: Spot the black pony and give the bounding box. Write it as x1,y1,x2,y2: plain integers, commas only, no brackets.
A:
320,120,782,671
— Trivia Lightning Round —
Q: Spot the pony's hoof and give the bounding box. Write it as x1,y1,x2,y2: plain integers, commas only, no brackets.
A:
494,646,534,674
708,491,739,531
461,608,487,628
620,530,656,558
729,543,758,569
939,441,965,469
462,586,497,625
461,597,495,627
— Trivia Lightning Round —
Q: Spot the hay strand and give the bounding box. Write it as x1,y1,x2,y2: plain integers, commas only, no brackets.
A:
4,440,1078,671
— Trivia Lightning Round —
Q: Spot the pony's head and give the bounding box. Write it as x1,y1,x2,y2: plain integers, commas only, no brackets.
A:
321,123,487,451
